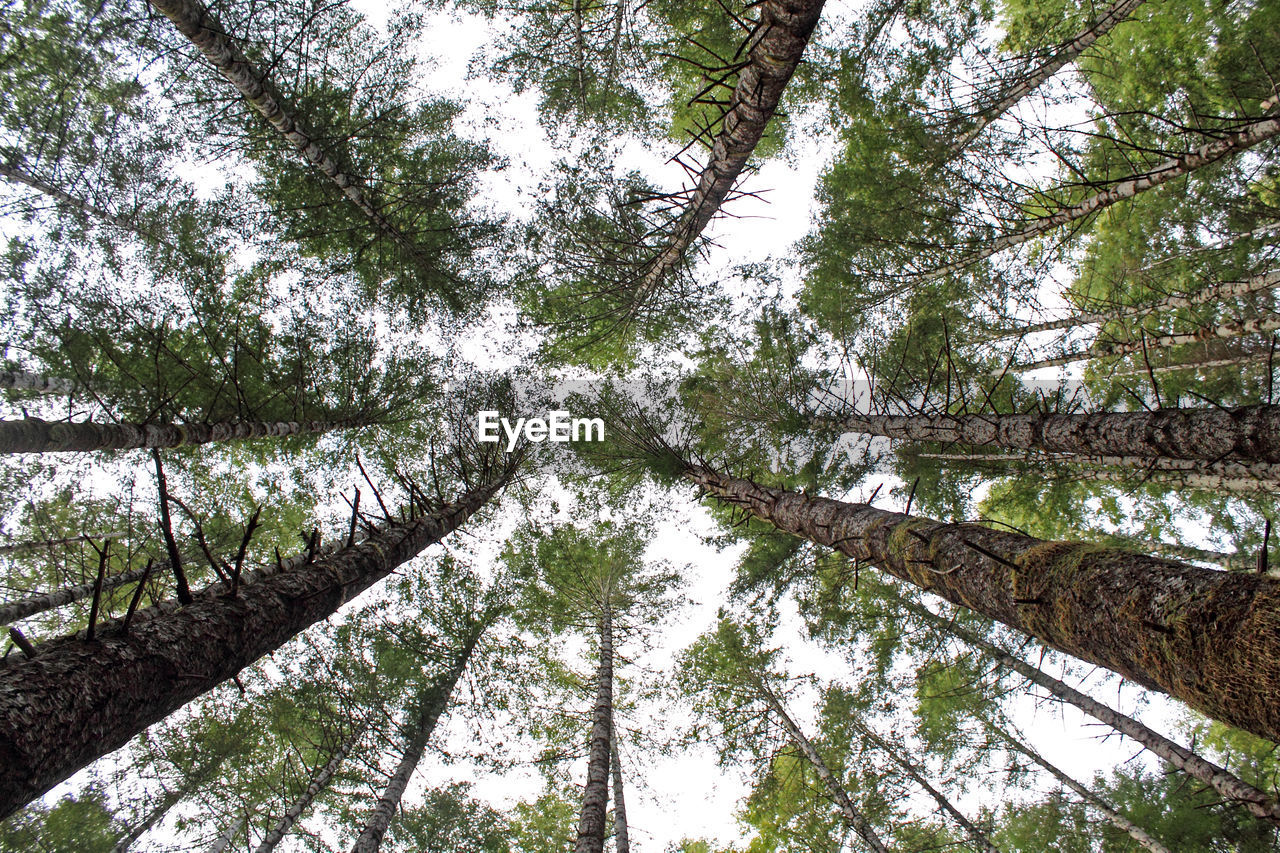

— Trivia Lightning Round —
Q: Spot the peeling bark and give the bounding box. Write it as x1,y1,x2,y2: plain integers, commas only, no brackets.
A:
574,604,614,853
904,599,1280,825
923,114,1280,281
255,725,364,853
821,404,1280,464
685,464,1280,749
0,478,506,818
978,269,1280,343
988,723,1172,853
349,628,484,853
632,0,826,303
0,416,357,454
753,679,891,853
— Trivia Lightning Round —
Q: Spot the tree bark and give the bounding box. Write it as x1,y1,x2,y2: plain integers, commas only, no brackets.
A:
1013,312,1280,372
146,0,439,281
0,369,76,396
823,404,1280,464
349,628,485,853
978,269,1280,343
1,562,153,626
111,750,230,853
0,416,357,454
255,725,364,853
947,0,1145,155
610,729,630,853
987,723,1172,853
575,604,614,853
1106,350,1275,376
0,475,508,818
903,599,1280,825
0,530,125,557
632,0,826,304
1084,531,1250,572
922,113,1280,282
683,464,1280,750
753,679,891,853
853,717,999,853
208,814,245,853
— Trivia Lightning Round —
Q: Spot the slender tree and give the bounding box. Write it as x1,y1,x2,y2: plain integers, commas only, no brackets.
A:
0,415,362,454
253,725,364,853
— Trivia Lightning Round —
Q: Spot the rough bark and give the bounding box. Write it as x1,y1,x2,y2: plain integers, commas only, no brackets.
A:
753,679,891,853
0,416,356,454
632,0,826,303
610,729,630,853
0,562,152,626
147,0,437,277
923,114,1280,281
947,0,1145,155
978,269,1280,343
854,718,999,853
821,404,1280,463
904,600,1280,825
0,477,506,818
575,604,614,853
255,725,364,853
0,369,76,396
1014,312,1280,371
349,628,484,853
988,723,1172,853
684,464,1280,749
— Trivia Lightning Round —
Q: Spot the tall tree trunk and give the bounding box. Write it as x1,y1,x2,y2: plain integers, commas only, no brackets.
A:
1013,312,1280,371
575,604,614,853
0,369,76,396
0,416,358,454
610,729,630,853
349,625,485,853
682,464,1280,750
0,562,153,626
978,269,1280,343
752,678,891,853
631,0,825,305
1107,350,1275,376
0,471,511,818
0,530,125,557
147,0,441,285
255,725,364,853
853,717,999,853
922,114,1280,282
902,599,1280,825
208,814,245,853
947,0,1145,155
987,723,1172,853
111,748,232,853
821,403,1280,463
1082,530,1250,572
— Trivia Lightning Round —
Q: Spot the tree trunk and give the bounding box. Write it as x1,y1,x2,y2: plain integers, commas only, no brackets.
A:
208,815,245,853
610,729,630,853
853,717,999,853
0,369,76,396
632,0,825,304
1083,530,1250,572
255,725,364,853
987,723,1172,853
903,599,1280,825
349,627,485,853
1013,312,1280,371
978,269,1280,343
0,562,153,626
753,679,891,853
0,473,509,818
1106,350,1274,376
821,403,1280,463
947,0,1145,155
0,416,357,454
1072,466,1280,496
683,464,1280,750
922,114,1280,282
0,530,125,557
575,604,614,853
111,752,228,853
147,0,440,284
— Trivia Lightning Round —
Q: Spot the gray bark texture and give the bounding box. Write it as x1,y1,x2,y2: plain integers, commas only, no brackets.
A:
610,730,630,853
633,0,825,303
685,465,1280,749
0,369,76,395
906,601,1280,825
574,605,614,853
0,416,354,454
0,562,153,626
0,480,504,818
349,627,483,853
823,404,1280,463
255,726,364,853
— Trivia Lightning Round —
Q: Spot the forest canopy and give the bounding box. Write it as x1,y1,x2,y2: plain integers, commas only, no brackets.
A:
1,0,1279,850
